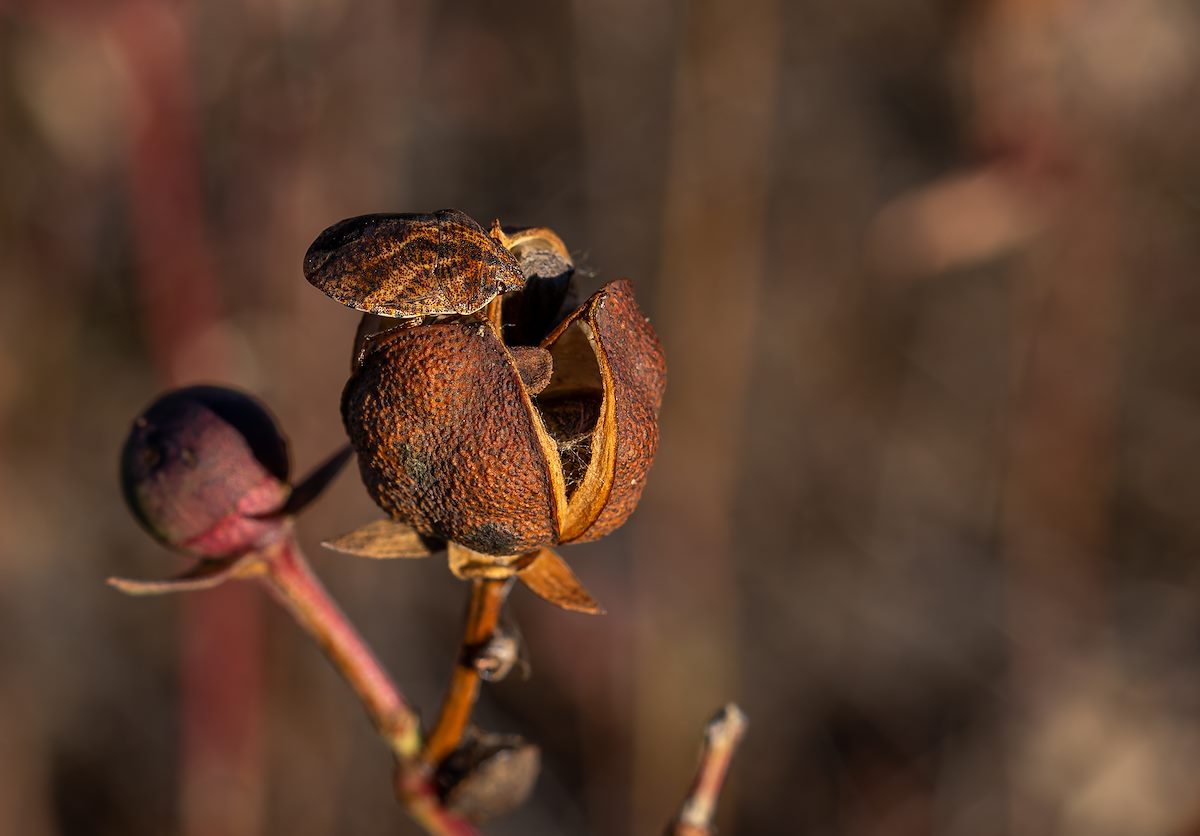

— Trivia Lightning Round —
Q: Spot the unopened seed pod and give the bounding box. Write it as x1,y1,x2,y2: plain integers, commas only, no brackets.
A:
120,386,291,558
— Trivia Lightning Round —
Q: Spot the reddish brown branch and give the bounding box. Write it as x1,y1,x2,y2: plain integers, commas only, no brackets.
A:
666,704,748,836
420,578,513,769
257,535,477,835
395,767,481,836
110,3,253,832
259,535,421,756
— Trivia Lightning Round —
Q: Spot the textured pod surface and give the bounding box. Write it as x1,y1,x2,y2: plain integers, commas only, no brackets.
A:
120,386,291,557
342,322,558,554
304,209,525,318
543,279,666,542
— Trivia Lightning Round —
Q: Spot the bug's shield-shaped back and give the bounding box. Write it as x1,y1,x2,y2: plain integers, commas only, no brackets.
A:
304,209,524,318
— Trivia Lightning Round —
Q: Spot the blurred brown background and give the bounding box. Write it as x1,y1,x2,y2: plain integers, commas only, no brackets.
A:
5,0,1200,834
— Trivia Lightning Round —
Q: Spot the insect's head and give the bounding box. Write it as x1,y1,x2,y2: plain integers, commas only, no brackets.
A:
487,248,527,295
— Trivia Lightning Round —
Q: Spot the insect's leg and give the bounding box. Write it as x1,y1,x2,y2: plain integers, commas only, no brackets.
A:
482,295,505,331
352,312,422,372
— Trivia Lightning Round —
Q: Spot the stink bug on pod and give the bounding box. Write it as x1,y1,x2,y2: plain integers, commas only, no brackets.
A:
303,208,570,320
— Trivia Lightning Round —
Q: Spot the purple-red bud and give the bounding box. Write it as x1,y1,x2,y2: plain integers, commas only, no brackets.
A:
120,386,291,558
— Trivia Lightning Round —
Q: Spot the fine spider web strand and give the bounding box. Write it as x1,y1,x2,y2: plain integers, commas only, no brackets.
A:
535,393,603,498
557,433,594,497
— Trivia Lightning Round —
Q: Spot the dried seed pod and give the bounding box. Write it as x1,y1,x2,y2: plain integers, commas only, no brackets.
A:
341,279,665,560
344,321,560,555
538,278,667,543
304,209,526,319
546,278,668,542
435,731,541,823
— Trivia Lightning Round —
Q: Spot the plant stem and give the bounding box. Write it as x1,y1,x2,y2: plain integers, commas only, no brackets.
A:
420,577,513,768
259,534,478,834
260,534,420,757
395,767,480,836
666,704,748,836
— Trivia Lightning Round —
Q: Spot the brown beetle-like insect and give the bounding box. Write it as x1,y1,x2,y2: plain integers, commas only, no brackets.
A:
304,208,562,319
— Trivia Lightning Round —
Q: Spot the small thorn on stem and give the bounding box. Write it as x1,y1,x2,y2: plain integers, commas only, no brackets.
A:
467,625,522,683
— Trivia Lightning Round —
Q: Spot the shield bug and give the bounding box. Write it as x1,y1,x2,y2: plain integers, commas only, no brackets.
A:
303,209,529,319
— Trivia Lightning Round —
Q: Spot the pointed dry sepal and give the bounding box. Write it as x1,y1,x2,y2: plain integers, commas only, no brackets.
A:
323,519,440,559
108,554,257,596
515,548,604,615
268,445,353,518
442,544,603,615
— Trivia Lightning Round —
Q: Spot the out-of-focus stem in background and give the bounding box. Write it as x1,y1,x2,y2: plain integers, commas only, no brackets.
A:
632,0,779,832
110,3,262,835
870,2,1135,831
964,3,1126,832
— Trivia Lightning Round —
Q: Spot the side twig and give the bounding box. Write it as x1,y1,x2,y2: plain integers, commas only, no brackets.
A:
421,577,514,769
666,704,749,836
258,534,477,835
